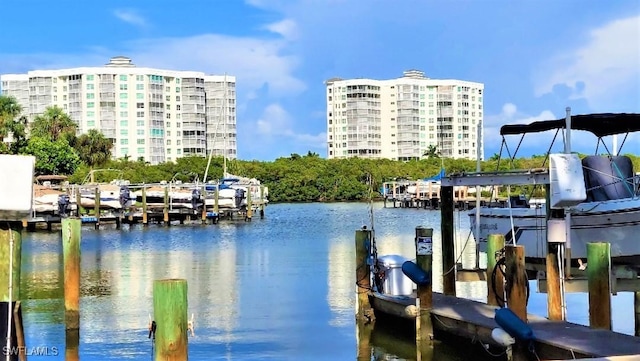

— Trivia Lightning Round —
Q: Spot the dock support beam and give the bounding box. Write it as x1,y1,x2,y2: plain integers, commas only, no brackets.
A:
142,186,148,226
355,229,373,321
587,242,611,330
93,187,100,230
486,234,505,307
415,227,433,344
153,279,188,361
635,291,640,337
440,185,456,296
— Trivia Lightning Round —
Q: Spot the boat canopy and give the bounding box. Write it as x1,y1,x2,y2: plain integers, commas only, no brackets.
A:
499,113,640,138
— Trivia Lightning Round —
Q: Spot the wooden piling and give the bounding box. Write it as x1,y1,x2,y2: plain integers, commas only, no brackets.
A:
153,279,188,361
546,243,563,321
65,329,79,361
75,187,84,216
486,234,504,307
93,187,100,230
504,245,527,321
214,184,219,214
0,225,22,361
634,291,640,337
142,186,148,226
163,185,170,225
587,242,611,330
259,186,265,219
246,187,253,221
62,218,81,330
201,185,207,224
356,320,373,361
355,229,373,320
415,226,433,344
440,185,456,296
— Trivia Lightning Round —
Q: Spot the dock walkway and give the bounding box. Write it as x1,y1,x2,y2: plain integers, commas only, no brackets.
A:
370,292,640,360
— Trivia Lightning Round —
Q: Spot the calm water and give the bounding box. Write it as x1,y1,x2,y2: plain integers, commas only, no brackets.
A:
18,202,636,360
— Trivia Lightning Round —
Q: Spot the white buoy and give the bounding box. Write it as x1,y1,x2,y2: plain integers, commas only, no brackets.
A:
491,327,515,347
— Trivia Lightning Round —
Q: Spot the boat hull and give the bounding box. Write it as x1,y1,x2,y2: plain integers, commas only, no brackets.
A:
471,198,640,264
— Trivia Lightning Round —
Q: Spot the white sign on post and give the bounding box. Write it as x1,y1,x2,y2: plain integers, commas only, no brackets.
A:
416,236,433,256
0,155,35,221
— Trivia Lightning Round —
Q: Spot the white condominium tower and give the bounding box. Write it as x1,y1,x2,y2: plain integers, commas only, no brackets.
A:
325,70,484,161
0,56,237,165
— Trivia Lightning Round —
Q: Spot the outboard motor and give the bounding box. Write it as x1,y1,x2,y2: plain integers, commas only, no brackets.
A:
119,186,131,208
191,189,202,210
58,194,70,217
234,188,245,209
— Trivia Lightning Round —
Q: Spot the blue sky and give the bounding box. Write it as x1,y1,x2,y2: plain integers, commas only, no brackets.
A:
0,0,638,161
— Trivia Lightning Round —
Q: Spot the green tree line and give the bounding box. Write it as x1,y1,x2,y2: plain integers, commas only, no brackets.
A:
2,94,639,203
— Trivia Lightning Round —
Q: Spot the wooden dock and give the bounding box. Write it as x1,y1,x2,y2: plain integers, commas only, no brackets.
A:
369,292,640,360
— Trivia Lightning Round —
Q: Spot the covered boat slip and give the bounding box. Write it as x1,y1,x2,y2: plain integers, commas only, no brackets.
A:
368,291,640,360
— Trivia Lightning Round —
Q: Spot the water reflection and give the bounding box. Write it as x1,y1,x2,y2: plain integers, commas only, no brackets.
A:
20,203,629,360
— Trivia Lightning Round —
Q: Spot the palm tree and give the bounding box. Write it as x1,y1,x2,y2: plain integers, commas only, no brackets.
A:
0,95,23,142
74,129,113,168
30,106,77,144
423,145,440,159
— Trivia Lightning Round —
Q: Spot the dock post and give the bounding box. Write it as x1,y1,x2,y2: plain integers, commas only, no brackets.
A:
93,187,100,230
635,291,640,336
75,186,84,216
142,186,148,226
62,218,81,330
355,228,373,321
0,224,25,361
214,184,219,215
440,185,456,296
545,243,563,321
356,320,373,361
259,186,265,219
587,242,611,330
504,245,527,321
415,227,433,344
153,279,188,361
163,185,170,226
246,187,253,221
487,234,505,307
65,326,79,361
504,244,529,361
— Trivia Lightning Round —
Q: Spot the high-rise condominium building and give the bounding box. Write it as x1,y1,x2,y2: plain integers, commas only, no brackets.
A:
326,70,484,161
0,56,236,165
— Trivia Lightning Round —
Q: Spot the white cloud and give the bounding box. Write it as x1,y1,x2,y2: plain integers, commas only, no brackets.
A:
534,15,640,110
264,19,299,41
0,33,305,99
113,9,148,28
256,103,326,148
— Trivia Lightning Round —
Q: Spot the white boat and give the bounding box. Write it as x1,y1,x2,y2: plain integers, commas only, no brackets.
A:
468,111,640,266
133,183,203,209
204,175,269,210
33,175,76,215
79,182,132,210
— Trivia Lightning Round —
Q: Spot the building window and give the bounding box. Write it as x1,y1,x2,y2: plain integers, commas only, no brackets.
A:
137,139,145,145
136,120,145,127
87,120,95,127
136,84,144,91
120,111,128,117
136,111,144,117
137,147,145,154
120,75,128,81
120,120,128,126
137,129,145,136
120,102,127,108
119,93,128,99
120,129,129,136
86,75,94,81
137,93,144,99
120,139,128,145
87,102,95,108
120,84,128,91
86,93,95,99
86,111,95,117
136,75,144,81
86,84,94,90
